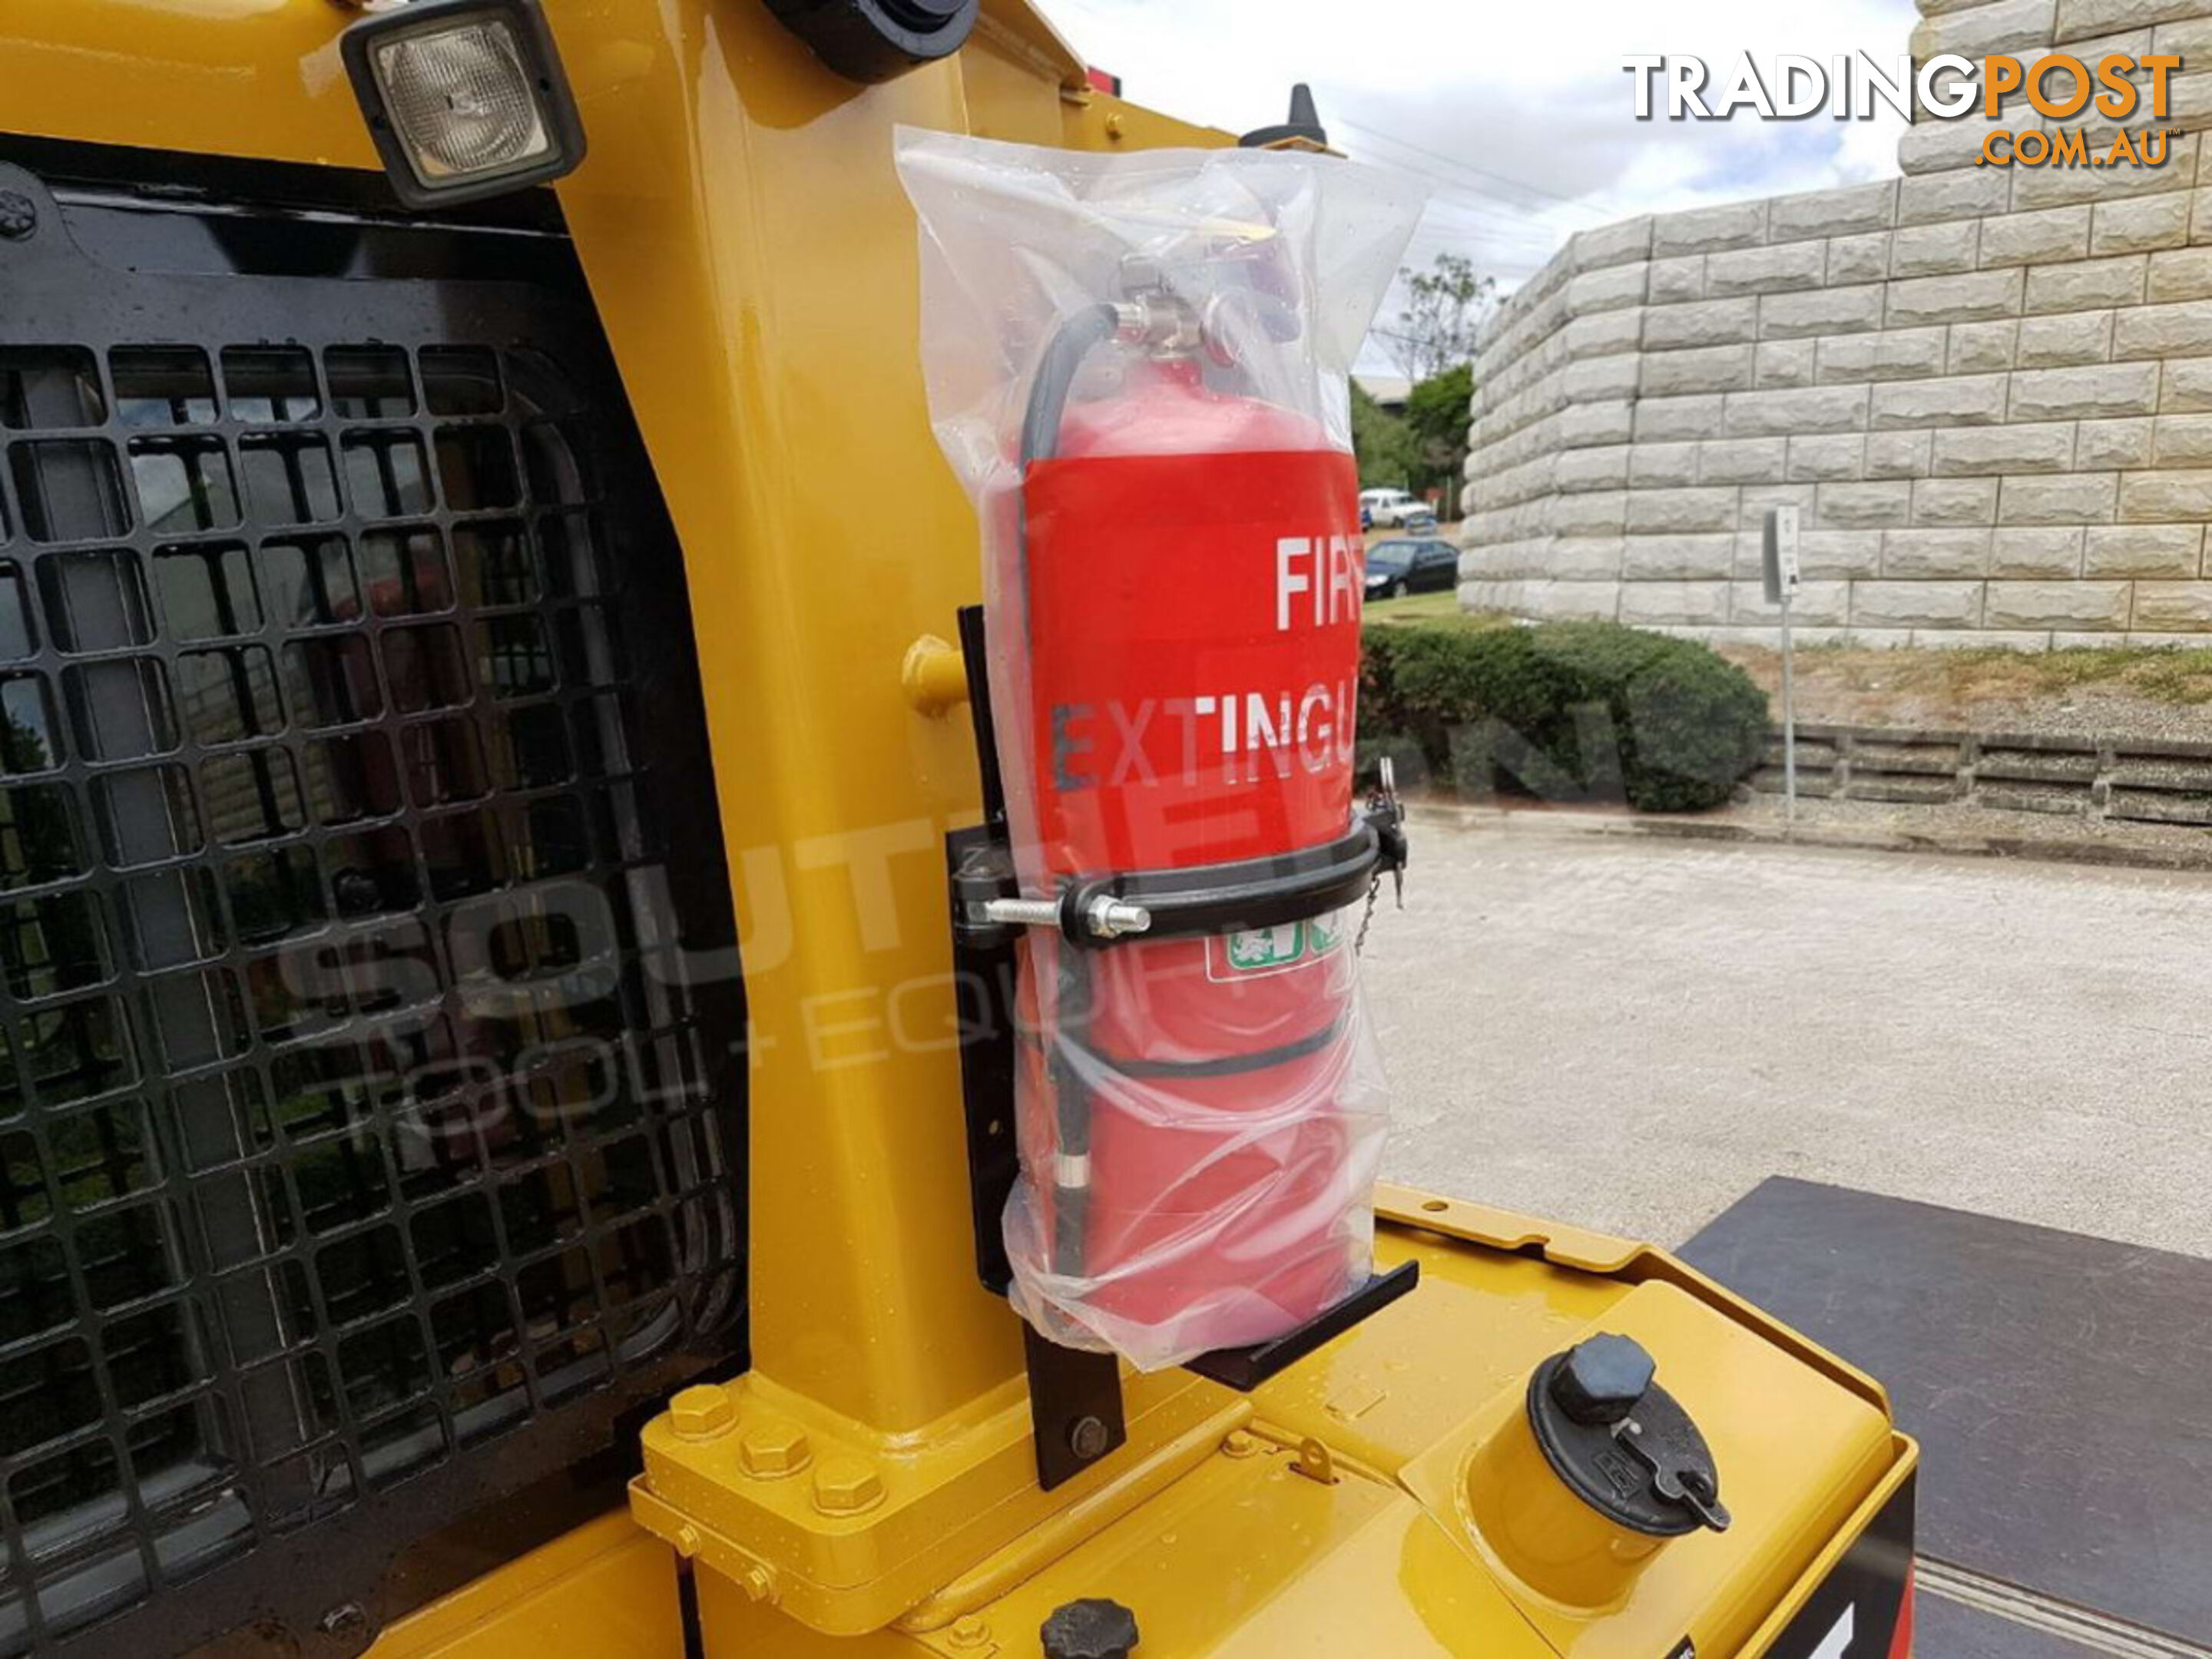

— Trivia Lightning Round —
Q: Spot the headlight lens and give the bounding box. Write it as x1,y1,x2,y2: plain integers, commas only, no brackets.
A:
373,18,549,183
343,0,586,210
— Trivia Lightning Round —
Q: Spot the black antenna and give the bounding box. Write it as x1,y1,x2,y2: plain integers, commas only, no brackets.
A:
1240,83,1330,149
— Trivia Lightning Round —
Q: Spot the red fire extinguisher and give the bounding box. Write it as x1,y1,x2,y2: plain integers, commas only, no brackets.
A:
990,260,1405,1365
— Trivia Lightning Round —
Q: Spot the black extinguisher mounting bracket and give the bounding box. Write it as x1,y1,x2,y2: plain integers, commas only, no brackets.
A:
1051,808,1404,950
958,811,1403,952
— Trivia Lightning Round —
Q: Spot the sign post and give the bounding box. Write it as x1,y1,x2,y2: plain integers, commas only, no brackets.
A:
1762,506,1803,823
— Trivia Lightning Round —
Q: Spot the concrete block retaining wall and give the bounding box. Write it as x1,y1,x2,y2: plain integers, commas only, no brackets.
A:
1755,722,2212,822
1463,0,2212,647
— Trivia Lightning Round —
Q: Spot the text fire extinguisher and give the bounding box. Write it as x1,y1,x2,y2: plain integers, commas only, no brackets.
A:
981,253,1408,1369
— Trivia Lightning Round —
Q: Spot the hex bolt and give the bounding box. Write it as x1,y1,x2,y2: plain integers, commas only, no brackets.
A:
1220,1429,1260,1459
738,1419,813,1479
948,1614,992,1649
980,896,1151,940
811,1453,886,1515
1068,1415,1111,1462
0,192,37,243
668,1383,738,1442
317,1603,369,1637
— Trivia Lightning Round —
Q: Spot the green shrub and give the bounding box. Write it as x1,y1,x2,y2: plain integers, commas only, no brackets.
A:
1360,620,1770,813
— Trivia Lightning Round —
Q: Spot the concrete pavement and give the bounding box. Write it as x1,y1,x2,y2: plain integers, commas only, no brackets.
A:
1363,821,2212,1258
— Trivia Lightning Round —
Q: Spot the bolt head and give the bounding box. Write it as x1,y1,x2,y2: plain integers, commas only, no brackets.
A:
317,1603,369,1636
811,1453,885,1515
668,1384,737,1441
949,1614,991,1648
1220,1429,1259,1459
738,1419,813,1479
1068,1415,1112,1461
0,192,37,242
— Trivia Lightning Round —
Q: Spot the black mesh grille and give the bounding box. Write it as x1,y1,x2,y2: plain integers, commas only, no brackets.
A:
0,159,743,1653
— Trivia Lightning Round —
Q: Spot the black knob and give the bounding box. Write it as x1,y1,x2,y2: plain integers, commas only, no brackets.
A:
1041,1598,1139,1659
1550,1333,1655,1427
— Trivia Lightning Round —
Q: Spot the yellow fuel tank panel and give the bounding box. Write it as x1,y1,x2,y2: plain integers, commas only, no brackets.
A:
630,1190,1913,1657
347,1192,1914,1657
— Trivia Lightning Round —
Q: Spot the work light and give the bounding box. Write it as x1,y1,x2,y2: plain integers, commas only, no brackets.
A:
343,0,586,209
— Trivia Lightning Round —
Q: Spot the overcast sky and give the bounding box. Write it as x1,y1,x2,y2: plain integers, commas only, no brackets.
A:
1048,0,1922,373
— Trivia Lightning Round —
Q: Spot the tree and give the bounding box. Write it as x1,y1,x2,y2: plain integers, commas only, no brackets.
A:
1381,253,1496,383
1351,380,1419,491
1405,363,1475,521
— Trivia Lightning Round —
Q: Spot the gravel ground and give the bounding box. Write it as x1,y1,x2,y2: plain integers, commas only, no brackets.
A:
1363,819,2212,1259
1725,647,2212,744
1722,786,2212,866
1421,786,2212,868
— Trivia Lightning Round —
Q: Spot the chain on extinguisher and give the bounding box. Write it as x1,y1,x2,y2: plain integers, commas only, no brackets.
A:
1356,757,1408,958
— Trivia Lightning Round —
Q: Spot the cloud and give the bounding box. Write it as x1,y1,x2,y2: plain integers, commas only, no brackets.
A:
1050,0,1922,367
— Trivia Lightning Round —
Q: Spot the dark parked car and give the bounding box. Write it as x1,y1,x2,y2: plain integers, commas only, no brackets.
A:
1365,537,1460,599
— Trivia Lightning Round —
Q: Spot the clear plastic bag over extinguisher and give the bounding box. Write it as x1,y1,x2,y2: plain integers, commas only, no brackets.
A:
896,130,1425,1370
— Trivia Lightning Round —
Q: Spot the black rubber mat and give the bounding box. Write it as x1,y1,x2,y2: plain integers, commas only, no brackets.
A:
1912,1596,2104,1659
1681,1178,2212,1649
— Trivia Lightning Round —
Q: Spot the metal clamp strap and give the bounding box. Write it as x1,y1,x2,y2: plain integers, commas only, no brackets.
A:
981,805,1405,948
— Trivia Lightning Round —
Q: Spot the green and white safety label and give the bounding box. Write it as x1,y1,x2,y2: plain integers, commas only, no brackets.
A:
1204,912,1348,982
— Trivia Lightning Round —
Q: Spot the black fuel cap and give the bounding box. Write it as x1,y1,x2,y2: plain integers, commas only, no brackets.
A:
1042,1598,1139,1659
1552,1332,1657,1426
1528,1335,1731,1537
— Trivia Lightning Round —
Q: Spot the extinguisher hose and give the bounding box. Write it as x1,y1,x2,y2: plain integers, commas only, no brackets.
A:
1022,303,1122,469
1019,304,1121,1279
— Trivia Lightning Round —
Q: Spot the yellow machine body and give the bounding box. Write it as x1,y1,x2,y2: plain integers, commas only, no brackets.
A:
0,2,1916,1653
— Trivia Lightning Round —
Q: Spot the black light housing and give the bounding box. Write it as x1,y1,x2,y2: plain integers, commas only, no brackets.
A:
764,0,981,84
342,0,587,210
